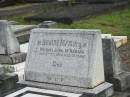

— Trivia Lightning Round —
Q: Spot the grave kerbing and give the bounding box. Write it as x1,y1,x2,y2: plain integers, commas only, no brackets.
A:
0,20,26,64
19,28,113,97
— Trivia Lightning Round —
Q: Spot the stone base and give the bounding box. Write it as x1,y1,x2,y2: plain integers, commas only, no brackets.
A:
109,72,130,91
0,73,18,93
0,53,26,64
19,81,113,97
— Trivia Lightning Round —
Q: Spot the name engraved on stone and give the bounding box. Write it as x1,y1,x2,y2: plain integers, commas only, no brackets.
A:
36,39,87,58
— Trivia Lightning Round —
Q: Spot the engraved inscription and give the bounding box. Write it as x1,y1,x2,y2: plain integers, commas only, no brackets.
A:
25,30,94,87
37,39,87,49
35,39,88,58
46,75,64,82
52,61,62,68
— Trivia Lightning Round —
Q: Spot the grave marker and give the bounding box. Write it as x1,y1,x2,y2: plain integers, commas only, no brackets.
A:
20,29,113,97
0,20,26,64
102,38,130,91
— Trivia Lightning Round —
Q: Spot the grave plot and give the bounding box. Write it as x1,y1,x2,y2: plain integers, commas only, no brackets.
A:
6,28,113,97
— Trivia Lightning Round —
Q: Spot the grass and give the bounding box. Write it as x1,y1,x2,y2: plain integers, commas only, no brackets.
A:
9,16,39,25
57,8,130,36
10,16,29,25
9,7,130,36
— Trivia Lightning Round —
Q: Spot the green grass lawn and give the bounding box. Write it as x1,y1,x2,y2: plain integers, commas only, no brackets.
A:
10,7,130,36
57,8,130,36
10,16,29,25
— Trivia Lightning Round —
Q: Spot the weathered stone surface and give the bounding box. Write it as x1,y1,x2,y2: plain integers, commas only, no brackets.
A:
102,38,130,91
12,25,36,34
16,33,30,44
0,20,20,55
25,29,105,88
0,53,26,64
0,73,18,93
103,39,122,78
19,28,113,97
20,81,113,97
0,20,26,64
5,85,113,97
5,87,81,97
112,36,127,48
13,25,36,44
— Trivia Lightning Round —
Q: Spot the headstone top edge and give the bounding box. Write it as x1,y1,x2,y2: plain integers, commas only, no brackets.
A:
31,28,101,34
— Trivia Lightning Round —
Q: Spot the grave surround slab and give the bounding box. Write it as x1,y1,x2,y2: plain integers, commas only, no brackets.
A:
5,87,81,97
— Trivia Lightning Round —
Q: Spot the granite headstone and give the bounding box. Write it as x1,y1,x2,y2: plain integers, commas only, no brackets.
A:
0,20,26,64
102,38,130,91
20,29,113,97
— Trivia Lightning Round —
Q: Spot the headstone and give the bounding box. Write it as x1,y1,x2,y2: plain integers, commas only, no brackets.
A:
0,20,26,64
38,21,57,28
102,38,130,91
12,25,37,44
20,29,113,97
